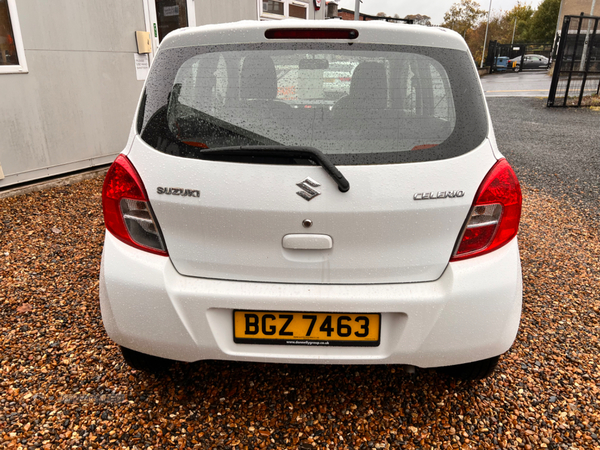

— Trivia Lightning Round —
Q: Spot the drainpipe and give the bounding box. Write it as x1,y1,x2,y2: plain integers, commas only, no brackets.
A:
354,0,360,20
579,1,597,72
554,0,565,39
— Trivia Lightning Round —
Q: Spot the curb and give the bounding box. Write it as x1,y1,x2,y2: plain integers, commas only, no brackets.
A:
478,67,490,77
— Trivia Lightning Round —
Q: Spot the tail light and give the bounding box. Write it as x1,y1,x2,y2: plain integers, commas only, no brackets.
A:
102,155,168,256
451,159,522,261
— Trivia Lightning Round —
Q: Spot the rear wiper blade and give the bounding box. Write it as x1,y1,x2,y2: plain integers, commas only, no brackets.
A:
201,145,350,192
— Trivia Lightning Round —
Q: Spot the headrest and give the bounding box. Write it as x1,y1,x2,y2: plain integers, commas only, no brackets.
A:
349,62,387,105
240,55,278,100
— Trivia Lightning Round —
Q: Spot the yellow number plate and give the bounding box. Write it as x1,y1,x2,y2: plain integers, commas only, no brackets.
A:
233,311,380,347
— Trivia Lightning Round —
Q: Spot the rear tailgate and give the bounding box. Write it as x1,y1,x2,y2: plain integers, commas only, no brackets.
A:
128,138,497,284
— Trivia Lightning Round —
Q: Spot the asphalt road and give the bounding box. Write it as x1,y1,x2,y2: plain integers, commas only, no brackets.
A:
481,71,552,97
488,97,600,222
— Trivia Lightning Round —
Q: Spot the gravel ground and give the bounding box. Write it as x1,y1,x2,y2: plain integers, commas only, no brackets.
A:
1,97,599,449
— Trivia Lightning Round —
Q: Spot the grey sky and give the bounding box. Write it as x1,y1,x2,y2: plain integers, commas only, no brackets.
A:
335,0,543,25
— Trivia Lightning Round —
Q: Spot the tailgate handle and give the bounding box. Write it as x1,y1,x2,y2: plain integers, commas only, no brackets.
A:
282,234,333,250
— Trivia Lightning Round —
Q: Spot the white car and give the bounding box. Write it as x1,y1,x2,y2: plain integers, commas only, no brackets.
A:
100,20,523,379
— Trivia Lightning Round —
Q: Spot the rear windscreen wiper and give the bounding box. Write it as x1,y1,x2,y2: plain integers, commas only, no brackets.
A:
201,145,350,192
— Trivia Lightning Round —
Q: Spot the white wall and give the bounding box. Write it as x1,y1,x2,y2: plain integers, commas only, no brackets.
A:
195,0,258,25
0,0,326,188
0,0,146,188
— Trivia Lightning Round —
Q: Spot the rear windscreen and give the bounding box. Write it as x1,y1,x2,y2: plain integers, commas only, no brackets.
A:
140,43,488,165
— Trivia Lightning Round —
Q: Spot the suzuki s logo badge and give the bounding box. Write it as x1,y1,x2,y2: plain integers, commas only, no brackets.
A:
296,177,321,201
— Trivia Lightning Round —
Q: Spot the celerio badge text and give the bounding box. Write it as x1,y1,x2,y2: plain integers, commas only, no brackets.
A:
413,190,465,200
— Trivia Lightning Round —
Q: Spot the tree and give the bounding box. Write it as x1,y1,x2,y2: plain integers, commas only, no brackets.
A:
404,14,432,26
442,0,486,37
467,12,507,63
442,0,548,63
503,2,535,43
446,0,555,64
521,0,560,42
376,12,386,17
468,2,534,60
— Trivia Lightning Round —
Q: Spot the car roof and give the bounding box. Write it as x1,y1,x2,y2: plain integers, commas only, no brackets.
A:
159,20,470,53
509,54,547,59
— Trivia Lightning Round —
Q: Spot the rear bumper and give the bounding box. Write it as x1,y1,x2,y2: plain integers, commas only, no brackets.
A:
100,232,522,368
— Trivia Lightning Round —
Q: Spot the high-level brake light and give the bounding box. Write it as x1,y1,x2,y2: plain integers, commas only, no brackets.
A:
265,28,359,40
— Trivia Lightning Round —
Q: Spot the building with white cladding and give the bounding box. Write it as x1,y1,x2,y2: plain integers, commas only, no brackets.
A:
0,0,332,188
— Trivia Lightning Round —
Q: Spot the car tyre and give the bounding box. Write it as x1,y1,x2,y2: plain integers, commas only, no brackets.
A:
120,346,173,373
436,355,500,380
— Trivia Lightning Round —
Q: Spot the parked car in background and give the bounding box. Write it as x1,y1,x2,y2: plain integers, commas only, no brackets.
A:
508,54,549,71
100,20,523,380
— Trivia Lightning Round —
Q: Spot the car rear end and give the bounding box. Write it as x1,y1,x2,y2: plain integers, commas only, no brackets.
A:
99,21,522,376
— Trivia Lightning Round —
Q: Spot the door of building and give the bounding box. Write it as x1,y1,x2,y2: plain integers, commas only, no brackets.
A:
143,0,196,59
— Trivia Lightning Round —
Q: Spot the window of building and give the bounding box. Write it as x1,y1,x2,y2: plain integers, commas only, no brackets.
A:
155,0,189,42
0,0,27,74
260,0,308,20
289,3,308,19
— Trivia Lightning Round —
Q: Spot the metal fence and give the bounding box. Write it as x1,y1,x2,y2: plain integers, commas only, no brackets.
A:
486,41,553,72
548,14,600,107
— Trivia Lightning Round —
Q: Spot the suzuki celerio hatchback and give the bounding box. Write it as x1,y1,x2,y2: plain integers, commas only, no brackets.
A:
100,20,522,379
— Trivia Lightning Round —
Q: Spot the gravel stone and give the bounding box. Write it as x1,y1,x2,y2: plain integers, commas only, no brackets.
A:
0,97,598,449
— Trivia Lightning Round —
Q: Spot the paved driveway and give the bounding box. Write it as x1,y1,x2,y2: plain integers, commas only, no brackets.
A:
481,71,552,97
489,97,600,220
